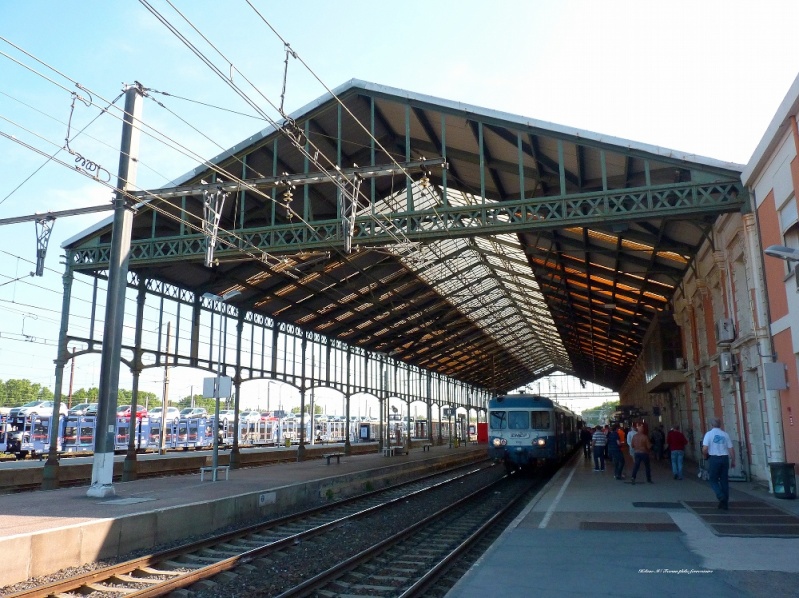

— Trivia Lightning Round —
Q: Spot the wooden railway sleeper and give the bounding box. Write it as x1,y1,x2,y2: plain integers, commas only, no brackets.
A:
83,581,140,594
110,574,162,585
136,566,182,576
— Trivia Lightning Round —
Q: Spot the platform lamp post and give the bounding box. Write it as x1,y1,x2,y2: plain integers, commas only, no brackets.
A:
202,290,240,481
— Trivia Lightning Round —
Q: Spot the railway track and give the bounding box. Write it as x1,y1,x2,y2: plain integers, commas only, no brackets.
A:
6,460,501,598
274,473,541,597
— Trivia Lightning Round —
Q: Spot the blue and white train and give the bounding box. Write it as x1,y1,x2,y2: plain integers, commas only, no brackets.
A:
487,394,580,471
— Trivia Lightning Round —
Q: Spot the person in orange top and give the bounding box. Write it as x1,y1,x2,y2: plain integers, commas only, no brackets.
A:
630,423,653,485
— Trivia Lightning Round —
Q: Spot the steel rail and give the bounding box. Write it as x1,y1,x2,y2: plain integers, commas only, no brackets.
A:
397,474,537,597
272,474,536,597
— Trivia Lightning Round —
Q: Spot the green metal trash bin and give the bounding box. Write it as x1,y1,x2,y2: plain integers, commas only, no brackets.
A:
769,462,796,499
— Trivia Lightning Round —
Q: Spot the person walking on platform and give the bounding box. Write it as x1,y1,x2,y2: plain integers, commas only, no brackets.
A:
702,417,735,510
650,425,666,461
629,423,652,484
580,426,593,459
667,424,688,479
607,423,625,480
591,425,607,471
626,424,637,468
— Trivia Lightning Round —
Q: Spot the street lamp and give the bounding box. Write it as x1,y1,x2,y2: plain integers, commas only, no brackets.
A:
764,245,799,261
202,289,240,481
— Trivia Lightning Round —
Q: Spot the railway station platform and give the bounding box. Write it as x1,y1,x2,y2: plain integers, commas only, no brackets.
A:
0,442,483,589
447,451,799,598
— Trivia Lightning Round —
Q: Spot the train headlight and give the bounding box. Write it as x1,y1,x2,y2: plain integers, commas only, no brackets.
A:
535,438,546,446
492,437,506,447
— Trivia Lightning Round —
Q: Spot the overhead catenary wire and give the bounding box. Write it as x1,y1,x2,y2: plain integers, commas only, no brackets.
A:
0,36,320,258
138,1,562,383
2,7,561,388
140,0,418,252
241,2,566,378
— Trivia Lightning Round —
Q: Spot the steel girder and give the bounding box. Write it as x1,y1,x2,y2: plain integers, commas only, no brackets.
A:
68,181,743,269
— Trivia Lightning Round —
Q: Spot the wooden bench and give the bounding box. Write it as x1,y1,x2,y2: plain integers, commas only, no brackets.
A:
382,446,405,457
422,443,433,452
200,465,229,481
323,452,345,465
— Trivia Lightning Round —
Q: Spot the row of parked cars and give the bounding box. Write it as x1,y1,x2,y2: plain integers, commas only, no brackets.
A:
4,401,380,428
3,400,215,426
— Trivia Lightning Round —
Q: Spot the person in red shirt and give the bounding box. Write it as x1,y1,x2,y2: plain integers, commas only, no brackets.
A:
666,424,689,480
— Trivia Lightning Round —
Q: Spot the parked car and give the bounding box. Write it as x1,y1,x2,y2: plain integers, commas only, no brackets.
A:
218,409,237,423
179,407,208,419
148,406,180,423
240,410,261,424
9,400,68,425
117,405,148,420
68,402,97,416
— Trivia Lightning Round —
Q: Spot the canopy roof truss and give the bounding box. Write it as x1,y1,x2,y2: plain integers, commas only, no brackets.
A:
66,80,745,392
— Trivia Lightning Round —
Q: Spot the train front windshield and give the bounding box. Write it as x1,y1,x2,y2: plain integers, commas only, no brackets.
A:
490,410,552,430
490,411,506,429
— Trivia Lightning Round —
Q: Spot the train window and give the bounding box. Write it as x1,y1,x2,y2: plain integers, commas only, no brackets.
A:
490,411,507,429
508,411,529,429
531,412,551,430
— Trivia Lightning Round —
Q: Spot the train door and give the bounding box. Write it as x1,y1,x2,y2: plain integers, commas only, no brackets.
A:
252,419,268,445
218,419,241,448
115,416,131,451
0,419,10,452
282,418,298,444
32,415,60,455
2,419,31,458
194,417,210,449
148,419,178,451
63,416,96,452
175,417,203,450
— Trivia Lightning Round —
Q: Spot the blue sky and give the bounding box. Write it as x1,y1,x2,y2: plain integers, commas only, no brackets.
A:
1,1,797,413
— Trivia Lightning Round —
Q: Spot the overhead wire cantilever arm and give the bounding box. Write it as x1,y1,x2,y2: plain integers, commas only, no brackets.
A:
203,184,229,267
342,172,363,253
34,216,55,276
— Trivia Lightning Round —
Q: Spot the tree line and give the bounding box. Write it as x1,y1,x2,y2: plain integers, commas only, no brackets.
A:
0,378,217,412
580,400,620,427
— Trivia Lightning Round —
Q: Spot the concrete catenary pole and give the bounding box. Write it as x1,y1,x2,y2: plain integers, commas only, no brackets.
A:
87,83,143,498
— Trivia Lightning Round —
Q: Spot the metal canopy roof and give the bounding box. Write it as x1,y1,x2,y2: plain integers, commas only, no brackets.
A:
66,80,745,393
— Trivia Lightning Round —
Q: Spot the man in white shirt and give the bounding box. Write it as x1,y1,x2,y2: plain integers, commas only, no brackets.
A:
626,425,637,467
701,417,735,510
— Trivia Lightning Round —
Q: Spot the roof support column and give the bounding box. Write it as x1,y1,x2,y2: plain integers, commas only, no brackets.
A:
297,335,308,461
122,277,147,481
344,347,352,455
427,372,434,446
746,212,787,478
478,121,485,203
88,83,143,499
41,254,74,490
230,311,245,469
441,114,448,207
406,104,413,211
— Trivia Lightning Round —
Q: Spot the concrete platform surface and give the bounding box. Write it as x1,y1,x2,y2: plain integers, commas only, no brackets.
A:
447,451,799,598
